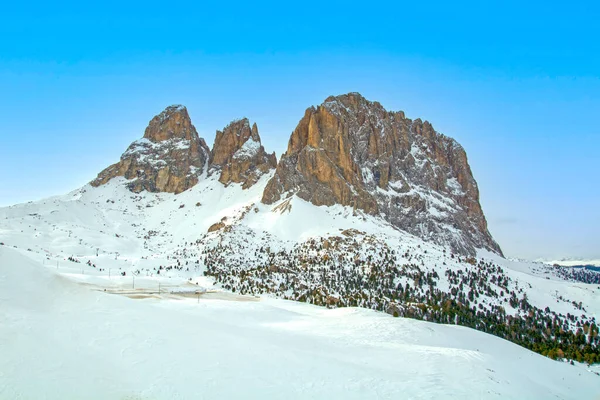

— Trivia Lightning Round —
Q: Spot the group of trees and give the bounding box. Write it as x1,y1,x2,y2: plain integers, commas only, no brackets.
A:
201,230,600,364
552,265,600,285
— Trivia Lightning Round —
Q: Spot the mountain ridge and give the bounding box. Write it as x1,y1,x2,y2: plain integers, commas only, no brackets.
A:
89,93,500,257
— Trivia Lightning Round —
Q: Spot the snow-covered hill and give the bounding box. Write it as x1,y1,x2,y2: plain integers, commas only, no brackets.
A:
1,175,600,365
2,244,600,399
3,175,599,319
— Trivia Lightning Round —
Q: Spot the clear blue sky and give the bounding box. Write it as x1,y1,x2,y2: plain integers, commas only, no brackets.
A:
1,0,598,261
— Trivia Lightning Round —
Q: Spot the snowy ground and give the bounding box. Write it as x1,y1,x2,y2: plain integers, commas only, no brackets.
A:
2,246,599,399
2,177,600,398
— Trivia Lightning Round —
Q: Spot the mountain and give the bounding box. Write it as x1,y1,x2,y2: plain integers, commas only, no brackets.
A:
2,94,600,394
91,94,500,257
209,118,277,189
263,93,501,256
91,105,211,193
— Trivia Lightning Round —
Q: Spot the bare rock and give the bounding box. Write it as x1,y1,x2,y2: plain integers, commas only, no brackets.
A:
207,222,226,233
209,118,277,189
91,105,210,193
262,93,502,256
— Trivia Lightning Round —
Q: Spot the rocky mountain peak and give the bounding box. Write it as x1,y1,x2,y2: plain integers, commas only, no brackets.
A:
91,105,210,193
210,118,277,189
262,93,502,256
143,105,196,142
251,122,261,140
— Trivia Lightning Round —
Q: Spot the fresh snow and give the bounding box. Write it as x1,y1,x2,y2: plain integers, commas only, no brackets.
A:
232,137,261,160
446,177,464,196
2,246,599,399
1,175,600,398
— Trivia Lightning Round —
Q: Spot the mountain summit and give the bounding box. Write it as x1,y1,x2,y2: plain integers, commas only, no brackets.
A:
143,104,199,142
90,94,501,256
91,105,211,193
262,93,501,256
209,118,277,189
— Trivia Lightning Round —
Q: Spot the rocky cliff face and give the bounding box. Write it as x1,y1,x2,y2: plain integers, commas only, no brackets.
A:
209,118,277,189
90,97,500,256
91,105,210,193
262,93,502,256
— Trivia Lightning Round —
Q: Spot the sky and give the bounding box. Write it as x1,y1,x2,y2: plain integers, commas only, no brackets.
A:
0,0,598,261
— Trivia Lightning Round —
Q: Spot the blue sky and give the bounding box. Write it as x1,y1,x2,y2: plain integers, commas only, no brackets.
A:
0,1,598,260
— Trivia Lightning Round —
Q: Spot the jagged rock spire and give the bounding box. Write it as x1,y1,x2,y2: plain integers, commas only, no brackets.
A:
210,118,277,189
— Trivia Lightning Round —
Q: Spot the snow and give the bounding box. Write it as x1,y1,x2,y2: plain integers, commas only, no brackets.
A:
232,137,261,160
2,175,598,327
2,246,599,399
478,249,600,319
124,138,191,164
2,175,600,398
446,177,463,195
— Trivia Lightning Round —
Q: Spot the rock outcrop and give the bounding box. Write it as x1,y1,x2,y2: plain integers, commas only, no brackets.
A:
209,118,277,189
262,93,502,256
91,105,210,193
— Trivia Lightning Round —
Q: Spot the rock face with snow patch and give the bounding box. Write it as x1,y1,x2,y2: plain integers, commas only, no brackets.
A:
209,118,277,189
91,105,210,193
262,93,502,256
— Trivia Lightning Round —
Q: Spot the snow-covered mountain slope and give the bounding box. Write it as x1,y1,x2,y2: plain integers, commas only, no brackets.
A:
2,245,600,399
2,175,600,367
